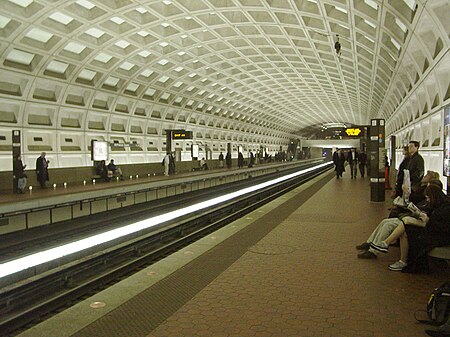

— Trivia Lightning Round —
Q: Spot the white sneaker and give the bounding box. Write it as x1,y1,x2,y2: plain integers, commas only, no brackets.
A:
388,260,407,271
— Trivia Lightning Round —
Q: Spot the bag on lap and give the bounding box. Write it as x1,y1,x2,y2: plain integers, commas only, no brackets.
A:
416,282,450,327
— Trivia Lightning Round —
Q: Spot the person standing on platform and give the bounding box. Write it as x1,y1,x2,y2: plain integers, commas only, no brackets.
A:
248,151,254,168
407,140,425,193
391,146,410,199
347,148,358,179
13,154,27,193
226,152,232,169
332,148,345,178
163,153,170,176
169,152,175,175
35,152,49,188
358,150,367,177
238,152,244,168
218,152,224,168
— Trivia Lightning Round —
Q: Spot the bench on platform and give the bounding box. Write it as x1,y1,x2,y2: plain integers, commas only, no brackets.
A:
429,246,450,261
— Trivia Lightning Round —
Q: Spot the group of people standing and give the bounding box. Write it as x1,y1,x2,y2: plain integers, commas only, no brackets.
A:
13,152,50,193
356,140,449,273
332,148,367,179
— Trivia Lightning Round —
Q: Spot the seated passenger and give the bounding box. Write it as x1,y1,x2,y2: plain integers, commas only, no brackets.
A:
388,170,440,218
357,179,443,259
107,159,124,180
200,157,208,170
96,160,111,181
370,184,450,272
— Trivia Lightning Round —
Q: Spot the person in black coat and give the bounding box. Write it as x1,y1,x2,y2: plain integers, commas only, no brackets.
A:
407,141,425,193
391,146,410,199
332,148,345,178
358,151,367,177
226,152,232,169
35,152,49,188
13,154,27,193
238,152,244,169
402,184,450,273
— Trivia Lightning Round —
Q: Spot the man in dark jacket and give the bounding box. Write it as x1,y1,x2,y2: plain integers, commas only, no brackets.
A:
36,152,49,188
407,141,424,193
333,148,345,178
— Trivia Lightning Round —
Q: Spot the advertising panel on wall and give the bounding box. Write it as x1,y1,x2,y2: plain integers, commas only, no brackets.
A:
91,140,109,161
444,104,450,177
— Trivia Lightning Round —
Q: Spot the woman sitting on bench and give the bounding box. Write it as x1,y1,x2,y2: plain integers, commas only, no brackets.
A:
370,184,450,273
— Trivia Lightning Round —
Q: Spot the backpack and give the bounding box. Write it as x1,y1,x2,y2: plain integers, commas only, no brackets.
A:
416,282,450,326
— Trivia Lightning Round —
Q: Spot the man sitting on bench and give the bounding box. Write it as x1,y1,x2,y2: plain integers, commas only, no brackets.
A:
107,159,124,180
200,157,208,170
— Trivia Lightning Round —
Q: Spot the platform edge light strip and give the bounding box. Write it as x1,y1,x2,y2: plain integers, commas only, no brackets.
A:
0,162,331,279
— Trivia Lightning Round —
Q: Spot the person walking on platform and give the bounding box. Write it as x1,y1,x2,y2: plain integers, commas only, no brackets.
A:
163,153,170,176
35,152,49,188
218,152,224,168
332,148,345,178
347,148,358,179
358,150,367,177
13,154,27,193
407,140,425,193
226,152,232,169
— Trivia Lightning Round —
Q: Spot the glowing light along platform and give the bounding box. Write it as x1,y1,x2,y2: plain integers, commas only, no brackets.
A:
0,162,331,279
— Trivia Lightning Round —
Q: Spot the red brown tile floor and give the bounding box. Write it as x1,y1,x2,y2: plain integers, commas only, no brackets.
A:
147,174,449,337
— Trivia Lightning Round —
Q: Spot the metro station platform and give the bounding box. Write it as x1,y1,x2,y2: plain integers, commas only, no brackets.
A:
17,170,450,337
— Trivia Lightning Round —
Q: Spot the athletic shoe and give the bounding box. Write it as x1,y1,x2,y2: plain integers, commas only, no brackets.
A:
356,242,370,250
370,241,389,253
388,260,407,271
358,251,377,259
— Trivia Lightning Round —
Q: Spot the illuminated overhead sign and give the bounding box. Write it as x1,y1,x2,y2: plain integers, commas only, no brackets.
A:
345,128,362,136
171,130,193,139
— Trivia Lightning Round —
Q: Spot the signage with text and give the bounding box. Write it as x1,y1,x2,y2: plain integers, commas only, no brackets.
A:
172,130,193,139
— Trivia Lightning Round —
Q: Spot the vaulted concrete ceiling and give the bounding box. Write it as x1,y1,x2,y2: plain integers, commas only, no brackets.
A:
0,0,448,139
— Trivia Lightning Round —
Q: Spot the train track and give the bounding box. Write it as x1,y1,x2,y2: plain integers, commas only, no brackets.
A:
0,162,332,336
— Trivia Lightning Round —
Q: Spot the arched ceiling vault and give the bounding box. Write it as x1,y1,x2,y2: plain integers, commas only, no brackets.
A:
0,0,448,138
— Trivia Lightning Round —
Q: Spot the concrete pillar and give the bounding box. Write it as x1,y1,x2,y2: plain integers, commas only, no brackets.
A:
369,119,385,202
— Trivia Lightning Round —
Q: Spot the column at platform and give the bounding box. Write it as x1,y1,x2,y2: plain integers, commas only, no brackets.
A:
369,119,386,202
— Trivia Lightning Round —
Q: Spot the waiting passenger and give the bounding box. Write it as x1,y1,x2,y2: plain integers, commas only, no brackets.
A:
169,152,175,175
357,178,442,259
407,141,425,193
226,152,232,169
163,153,170,176
238,152,244,168
390,146,410,199
35,152,49,188
107,159,123,180
200,157,208,170
218,152,224,168
388,170,440,218
96,160,111,181
13,154,27,193
370,184,450,272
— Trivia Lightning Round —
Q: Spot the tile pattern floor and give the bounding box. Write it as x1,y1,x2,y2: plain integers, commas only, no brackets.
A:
147,174,449,337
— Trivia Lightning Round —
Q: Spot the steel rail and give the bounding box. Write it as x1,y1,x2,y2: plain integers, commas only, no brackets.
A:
0,164,331,336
